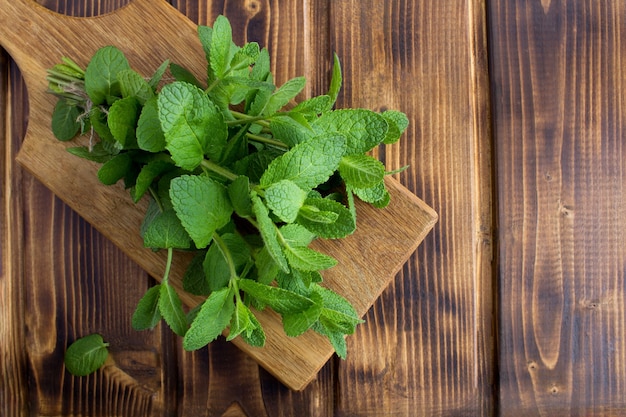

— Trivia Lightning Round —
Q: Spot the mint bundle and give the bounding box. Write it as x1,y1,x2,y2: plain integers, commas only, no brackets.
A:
47,15,408,375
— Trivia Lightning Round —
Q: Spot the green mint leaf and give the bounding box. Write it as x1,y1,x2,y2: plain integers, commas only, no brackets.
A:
254,246,280,285
108,96,140,148
169,63,204,89
51,100,81,141
227,175,253,217
249,47,271,81
291,95,332,120
260,133,346,191
297,197,356,239
133,160,174,203
97,152,132,185
136,96,166,152
351,181,390,208
117,68,154,104
282,291,323,337
312,109,388,155
158,81,227,170
262,76,306,116
67,144,114,163
264,179,308,223
238,279,314,316
230,42,260,71
203,233,251,291
131,285,162,330
84,45,130,105
312,321,347,359
170,175,233,249
297,204,339,225
279,224,316,247
210,15,233,79
313,284,363,334
269,114,315,147
381,110,409,144
183,286,234,350
284,245,337,272
148,59,170,90
227,300,265,345
325,53,342,111
197,25,213,63
183,253,210,296
233,148,282,183
159,282,188,336
338,154,386,189
251,195,289,272
143,209,191,249
64,334,110,376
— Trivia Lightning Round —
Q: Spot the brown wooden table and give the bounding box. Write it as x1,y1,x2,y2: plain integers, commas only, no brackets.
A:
1,1,625,415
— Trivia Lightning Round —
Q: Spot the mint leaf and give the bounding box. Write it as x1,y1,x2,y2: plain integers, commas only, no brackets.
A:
284,245,337,271
97,152,132,185
170,175,233,248
90,106,115,143
262,76,306,116
148,59,170,90
143,209,191,249
132,285,162,330
254,247,280,285
279,224,315,247
238,279,314,316
169,63,204,88
183,253,210,296
67,144,114,163
133,159,173,202
269,114,315,147
297,197,356,239
231,302,266,347
291,95,332,120
203,233,250,291
312,109,388,155
158,81,227,170
117,68,154,104
312,321,347,359
351,181,390,208
51,100,81,141
282,291,323,337
264,179,308,223
251,195,289,272
84,45,130,105
159,282,188,336
313,284,363,334
260,134,346,190
230,42,260,71
108,96,140,148
338,154,385,189
382,110,409,144
136,96,166,152
210,15,233,79
227,175,253,217
64,334,110,376
183,286,234,350
325,53,342,111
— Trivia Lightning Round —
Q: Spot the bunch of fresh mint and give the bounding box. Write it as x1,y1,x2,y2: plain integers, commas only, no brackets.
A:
47,15,408,369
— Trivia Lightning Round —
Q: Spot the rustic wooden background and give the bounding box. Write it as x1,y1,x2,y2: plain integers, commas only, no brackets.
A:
1,0,625,415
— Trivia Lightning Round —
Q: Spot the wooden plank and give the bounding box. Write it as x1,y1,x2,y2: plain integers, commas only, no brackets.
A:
489,0,626,415
0,49,29,417
329,0,495,415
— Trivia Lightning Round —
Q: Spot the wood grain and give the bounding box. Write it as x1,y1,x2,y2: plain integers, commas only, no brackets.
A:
329,0,495,415
489,0,626,415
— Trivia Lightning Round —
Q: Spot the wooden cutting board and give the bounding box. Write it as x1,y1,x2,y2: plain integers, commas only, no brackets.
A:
0,0,437,390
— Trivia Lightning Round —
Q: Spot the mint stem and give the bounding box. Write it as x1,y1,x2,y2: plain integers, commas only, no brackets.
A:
245,133,289,150
161,247,174,285
200,159,238,181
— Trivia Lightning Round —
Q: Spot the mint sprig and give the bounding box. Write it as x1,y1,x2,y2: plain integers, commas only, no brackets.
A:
47,15,409,372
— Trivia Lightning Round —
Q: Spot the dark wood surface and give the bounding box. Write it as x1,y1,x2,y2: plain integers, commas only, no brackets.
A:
1,0,624,415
